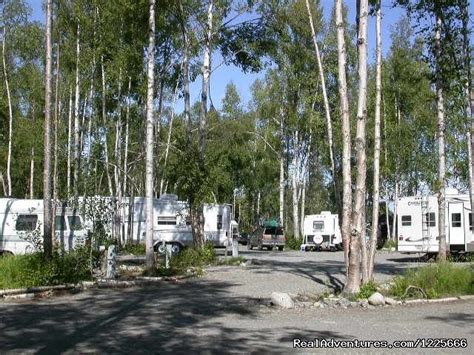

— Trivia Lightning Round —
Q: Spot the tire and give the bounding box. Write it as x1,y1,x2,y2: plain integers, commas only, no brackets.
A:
171,243,182,255
330,246,336,252
267,246,273,251
247,242,253,250
278,246,284,251
258,243,263,251
155,243,166,255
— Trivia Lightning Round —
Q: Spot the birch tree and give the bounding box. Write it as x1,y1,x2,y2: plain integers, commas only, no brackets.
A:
145,0,156,269
2,26,13,197
335,0,352,272
368,0,382,280
43,0,53,258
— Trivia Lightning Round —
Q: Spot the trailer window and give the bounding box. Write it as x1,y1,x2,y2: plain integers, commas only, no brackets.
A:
424,212,436,227
451,213,461,228
401,215,412,226
469,213,473,231
15,214,38,231
313,221,324,231
68,216,83,230
55,216,66,231
217,214,223,230
157,216,176,225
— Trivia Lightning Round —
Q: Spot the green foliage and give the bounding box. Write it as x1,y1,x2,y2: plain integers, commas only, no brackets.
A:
356,281,378,299
0,248,91,289
286,235,303,250
383,239,398,249
120,243,146,256
390,263,474,299
168,243,217,273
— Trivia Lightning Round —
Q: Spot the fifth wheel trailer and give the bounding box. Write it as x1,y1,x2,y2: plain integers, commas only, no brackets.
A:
397,192,474,253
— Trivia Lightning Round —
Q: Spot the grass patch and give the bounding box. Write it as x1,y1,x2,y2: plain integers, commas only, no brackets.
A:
383,239,397,249
286,235,303,250
0,248,92,289
356,280,378,299
119,243,146,256
390,262,474,299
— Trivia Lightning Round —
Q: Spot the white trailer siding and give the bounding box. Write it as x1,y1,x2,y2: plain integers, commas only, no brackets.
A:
397,193,473,253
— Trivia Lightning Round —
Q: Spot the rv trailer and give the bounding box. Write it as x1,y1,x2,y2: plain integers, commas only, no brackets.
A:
0,198,89,255
397,192,474,253
301,212,342,251
124,194,237,254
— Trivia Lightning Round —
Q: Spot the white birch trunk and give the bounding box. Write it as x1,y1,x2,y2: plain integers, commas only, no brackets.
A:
43,0,53,257
101,56,114,196
29,148,34,199
305,0,339,210
368,1,382,280
199,0,213,157
352,0,369,285
73,23,81,197
2,27,13,197
279,108,285,225
53,42,60,202
292,133,300,239
66,89,73,197
435,17,447,261
123,77,131,197
145,0,156,269
335,0,352,275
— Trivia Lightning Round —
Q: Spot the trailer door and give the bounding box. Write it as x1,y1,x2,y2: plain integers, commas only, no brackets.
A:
448,202,465,246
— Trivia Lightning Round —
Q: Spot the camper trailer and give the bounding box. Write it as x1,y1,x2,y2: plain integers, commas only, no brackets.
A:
124,195,237,254
397,192,474,253
0,198,89,255
301,212,342,251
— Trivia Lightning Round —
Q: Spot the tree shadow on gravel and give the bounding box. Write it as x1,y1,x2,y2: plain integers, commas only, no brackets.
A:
424,312,474,333
0,279,355,354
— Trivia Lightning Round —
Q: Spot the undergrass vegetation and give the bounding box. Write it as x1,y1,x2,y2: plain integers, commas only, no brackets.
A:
356,280,378,299
0,247,91,289
390,262,474,299
119,243,146,256
286,235,303,250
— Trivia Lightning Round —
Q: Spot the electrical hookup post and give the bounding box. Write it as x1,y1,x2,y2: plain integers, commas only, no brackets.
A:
106,245,116,279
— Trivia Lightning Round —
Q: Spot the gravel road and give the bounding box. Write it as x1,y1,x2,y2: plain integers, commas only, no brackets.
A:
1,249,472,354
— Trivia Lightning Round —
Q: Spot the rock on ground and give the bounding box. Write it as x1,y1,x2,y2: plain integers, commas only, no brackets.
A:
368,292,385,306
271,292,295,309
384,297,399,305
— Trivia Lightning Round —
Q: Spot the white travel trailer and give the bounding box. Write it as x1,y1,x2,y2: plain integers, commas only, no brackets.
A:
0,198,89,255
397,191,474,253
125,194,237,254
301,211,342,251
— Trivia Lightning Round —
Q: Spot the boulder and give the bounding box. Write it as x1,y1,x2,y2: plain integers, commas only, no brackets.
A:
368,292,385,306
271,292,295,309
384,297,398,306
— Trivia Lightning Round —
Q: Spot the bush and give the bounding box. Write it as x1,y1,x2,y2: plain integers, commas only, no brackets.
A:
166,243,217,274
356,280,378,299
286,235,303,250
390,262,474,299
0,248,91,289
383,239,397,249
120,243,146,255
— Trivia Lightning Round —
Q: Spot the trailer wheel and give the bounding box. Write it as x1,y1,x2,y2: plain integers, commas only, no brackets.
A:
155,243,166,255
330,246,336,252
171,243,182,255
278,246,284,251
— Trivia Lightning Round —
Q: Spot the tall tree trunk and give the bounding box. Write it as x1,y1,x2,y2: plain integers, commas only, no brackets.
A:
292,132,300,239
348,0,369,291
335,0,352,275
123,77,131,198
279,107,285,225
101,56,114,196
179,0,191,140
305,0,340,213
29,148,34,199
43,0,53,258
368,0,382,280
435,16,447,262
461,0,474,232
2,27,13,197
66,89,73,197
53,42,60,202
145,0,156,269
73,23,81,197
199,0,213,157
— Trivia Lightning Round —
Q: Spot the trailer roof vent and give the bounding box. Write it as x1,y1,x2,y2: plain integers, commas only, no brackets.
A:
159,194,178,201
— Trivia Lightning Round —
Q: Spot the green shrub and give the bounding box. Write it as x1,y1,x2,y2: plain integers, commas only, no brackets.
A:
390,262,474,299
286,235,303,250
356,280,378,299
383,239,397,249
120,243,146,255
0,248,91,289
168,242,216,273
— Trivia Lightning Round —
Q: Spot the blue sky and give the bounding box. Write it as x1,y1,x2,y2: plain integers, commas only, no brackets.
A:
27,0,471,112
